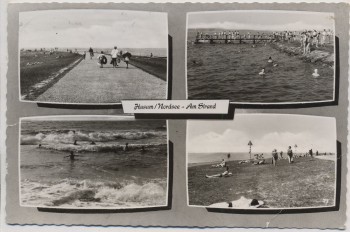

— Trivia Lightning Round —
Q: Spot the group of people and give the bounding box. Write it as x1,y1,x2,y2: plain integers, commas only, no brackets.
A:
270,146,296,166
299,29,333,55
195,29,333,46
270,146,325,166
84,46,132,69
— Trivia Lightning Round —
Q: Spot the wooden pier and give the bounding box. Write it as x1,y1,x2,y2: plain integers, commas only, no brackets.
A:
194,35,272,44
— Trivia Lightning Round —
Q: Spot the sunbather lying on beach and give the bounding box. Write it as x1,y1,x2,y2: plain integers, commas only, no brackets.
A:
206,166,232,178
212,159,226,168
253,159,265,165
238,160,249,164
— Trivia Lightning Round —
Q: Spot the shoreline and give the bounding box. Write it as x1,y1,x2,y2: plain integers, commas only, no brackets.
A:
269,42,334,68
189,153,336,167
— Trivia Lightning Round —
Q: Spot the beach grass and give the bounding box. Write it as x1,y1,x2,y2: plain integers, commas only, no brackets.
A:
129,56,167,81
188,156,335,208
20,50,82,97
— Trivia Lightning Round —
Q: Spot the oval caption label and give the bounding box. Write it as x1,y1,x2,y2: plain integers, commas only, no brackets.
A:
122,100,229,114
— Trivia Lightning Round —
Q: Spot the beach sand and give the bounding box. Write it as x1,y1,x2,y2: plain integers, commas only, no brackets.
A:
188,156,335,208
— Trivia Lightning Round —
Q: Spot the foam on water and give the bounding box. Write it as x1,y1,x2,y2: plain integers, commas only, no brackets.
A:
21,130,162,145
34,143,164,153
21,178,167,208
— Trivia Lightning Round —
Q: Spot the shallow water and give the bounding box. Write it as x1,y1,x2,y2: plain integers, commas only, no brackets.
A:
20,120,168,208
187,41,334,103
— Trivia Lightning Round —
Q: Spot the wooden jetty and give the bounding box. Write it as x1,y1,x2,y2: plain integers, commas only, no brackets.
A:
194,35,272,44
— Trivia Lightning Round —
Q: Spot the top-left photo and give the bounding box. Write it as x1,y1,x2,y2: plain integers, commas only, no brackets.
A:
19,10,168,104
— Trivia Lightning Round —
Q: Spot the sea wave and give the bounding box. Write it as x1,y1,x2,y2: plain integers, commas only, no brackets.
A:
21,130,163,145
21,179,167,208
26,143,166,153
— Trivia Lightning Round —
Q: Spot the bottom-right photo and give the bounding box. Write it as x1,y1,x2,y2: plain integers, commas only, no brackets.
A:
187,114,337,210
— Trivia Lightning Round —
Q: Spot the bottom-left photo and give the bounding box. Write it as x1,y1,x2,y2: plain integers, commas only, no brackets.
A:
19,116,168,209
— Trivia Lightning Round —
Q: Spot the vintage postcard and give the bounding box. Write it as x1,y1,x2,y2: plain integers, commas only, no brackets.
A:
4,2,349,229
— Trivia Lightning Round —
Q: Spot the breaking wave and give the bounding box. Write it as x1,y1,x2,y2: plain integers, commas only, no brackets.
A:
21,130,163,145
21,179,167,208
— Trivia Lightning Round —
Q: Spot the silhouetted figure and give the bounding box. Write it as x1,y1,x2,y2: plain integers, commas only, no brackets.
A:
65,151,77,161
124,143,129,151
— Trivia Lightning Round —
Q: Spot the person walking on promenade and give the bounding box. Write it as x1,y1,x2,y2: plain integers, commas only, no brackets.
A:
89,47,94,59
110,46,119,68
122,51,132,69
97,51,107,68
287,146,294,164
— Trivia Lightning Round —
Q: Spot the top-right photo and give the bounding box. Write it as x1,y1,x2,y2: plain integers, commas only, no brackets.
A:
186,11,335,104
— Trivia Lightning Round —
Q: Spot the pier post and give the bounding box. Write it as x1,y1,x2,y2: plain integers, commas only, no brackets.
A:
225,34,228,44
253,35,255,44
239,35,242,44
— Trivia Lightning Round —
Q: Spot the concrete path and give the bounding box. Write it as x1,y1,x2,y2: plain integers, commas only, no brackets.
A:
36,56,166,103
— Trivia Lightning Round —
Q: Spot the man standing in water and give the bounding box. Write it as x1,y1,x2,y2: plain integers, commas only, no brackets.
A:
110,46,119,68
65,151,78,161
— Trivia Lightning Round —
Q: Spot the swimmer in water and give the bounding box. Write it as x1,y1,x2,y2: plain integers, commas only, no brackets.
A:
312,69,320,77
268,57,273,63
65,151,79,161
259,68,266,76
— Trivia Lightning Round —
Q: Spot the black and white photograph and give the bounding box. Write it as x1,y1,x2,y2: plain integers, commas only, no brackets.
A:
187,114,337,209
186,11,335,104
19,116,168,209
19,10,168,104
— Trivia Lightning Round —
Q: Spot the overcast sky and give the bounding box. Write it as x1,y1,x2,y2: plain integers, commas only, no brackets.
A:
187,114,336,153
188,11,334,31
19,10,168,49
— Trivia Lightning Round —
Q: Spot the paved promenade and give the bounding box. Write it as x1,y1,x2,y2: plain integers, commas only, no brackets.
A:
36,56,166,103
